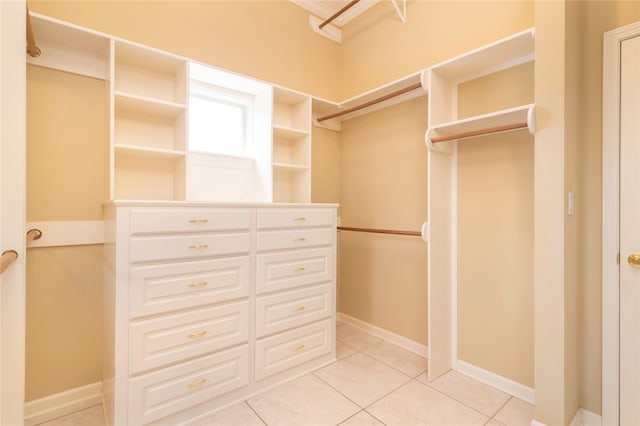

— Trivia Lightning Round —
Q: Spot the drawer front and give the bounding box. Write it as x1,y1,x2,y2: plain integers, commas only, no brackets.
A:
257,228,333,252
129,301,249,374
130,233,250,263
130,345,249,426
256,283,332,338
256,247,333,294
255,319,332,381
257,208,334,229
130,256,250,318
130,208,251,234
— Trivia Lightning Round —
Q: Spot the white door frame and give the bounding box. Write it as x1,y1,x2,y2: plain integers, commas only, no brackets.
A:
0,0,27,424
602,20,640,426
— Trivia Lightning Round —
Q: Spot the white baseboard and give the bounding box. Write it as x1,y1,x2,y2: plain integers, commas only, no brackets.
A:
337,312,428,357
24,382,102,426
456,360,535,404
579,408,602,426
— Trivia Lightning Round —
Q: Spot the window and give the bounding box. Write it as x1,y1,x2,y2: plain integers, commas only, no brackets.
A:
187,62,272,202
188,81,253,157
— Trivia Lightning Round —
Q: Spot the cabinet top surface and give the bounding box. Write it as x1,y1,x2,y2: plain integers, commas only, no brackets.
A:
103,200,339,208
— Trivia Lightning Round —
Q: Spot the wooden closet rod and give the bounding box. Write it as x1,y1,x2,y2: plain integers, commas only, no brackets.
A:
319,0,360,29
0,250,18,275
338,226,421,237
317,82,423,122
26,6,41,57
431,121,528,144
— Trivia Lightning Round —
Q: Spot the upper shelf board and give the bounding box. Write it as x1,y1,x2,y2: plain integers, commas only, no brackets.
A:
429,28,535,84
290,0,380,28
28,13,111,79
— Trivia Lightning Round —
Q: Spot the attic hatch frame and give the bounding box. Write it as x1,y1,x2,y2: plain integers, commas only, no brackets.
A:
308,0,407,44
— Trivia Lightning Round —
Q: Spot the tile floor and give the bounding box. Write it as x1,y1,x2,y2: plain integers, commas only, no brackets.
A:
37,322,534,426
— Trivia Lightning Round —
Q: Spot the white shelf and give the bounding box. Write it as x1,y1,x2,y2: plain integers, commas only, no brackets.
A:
27,13,110,79
430,28,535,84
114,92,186,117
114,144,186,160
272,163,309,171
273,125,309,139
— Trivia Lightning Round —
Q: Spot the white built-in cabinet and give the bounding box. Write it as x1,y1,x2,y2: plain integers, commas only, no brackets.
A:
28,13,313,204
104,202,337,425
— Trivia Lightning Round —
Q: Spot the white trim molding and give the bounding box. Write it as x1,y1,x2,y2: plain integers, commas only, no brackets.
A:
24,382,102,426
456,360,535,405
26,221,104,248
602,21,640,426
337,312,428,358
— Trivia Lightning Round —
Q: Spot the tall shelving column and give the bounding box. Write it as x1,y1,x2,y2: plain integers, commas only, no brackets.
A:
424,28,535,382
272,87,311,203
110,41,188,201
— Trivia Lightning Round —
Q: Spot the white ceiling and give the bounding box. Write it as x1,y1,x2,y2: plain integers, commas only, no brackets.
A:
290,0,380,28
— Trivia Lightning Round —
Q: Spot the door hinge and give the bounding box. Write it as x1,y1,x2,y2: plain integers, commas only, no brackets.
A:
617,252,620,265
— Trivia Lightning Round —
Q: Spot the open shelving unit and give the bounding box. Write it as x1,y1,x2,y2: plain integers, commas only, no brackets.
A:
111,41,188,200
423,28,536,382
272,87,312,203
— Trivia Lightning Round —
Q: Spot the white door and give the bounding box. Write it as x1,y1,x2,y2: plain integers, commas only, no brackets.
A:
0,0,27,424
619,34,640,426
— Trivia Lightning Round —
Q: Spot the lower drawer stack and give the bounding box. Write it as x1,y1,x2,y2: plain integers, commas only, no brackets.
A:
103,202,337,425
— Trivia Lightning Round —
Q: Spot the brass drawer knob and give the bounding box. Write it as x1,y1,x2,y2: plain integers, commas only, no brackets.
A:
628,253,640,267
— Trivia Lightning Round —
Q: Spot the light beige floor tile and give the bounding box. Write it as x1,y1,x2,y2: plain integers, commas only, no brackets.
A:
339,410,385,426
36,405,104,426
428,370,511,417
339,328,383,351
185,402,265,426
493,398,534,426
314,352,410,407
486,418,505,426
368,380,489,426
415,372,429,384
247,374,359,426
365,341,427,377
337,322,360,340
337,340,359,359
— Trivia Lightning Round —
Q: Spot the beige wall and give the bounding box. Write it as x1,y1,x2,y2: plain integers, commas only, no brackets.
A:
338,96,428,345
340,1,534,99
30,0,341,100
26,65,107,401
457,63,534,387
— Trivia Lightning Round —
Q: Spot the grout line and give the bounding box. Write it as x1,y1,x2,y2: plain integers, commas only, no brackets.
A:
243,400,268,426
419,376,502,421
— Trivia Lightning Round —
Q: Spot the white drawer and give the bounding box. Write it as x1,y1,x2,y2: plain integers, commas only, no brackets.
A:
130,232,250,263
257,208,334,229
255,319,332,381
129,345,248,426
256,247,333,294
129,301,248,374
257,228,333,252
256,283,332,338
130,256,250,318
130,208,251,234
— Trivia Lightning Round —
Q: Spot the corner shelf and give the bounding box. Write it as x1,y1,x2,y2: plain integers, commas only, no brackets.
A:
272,87,311,203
